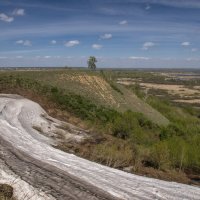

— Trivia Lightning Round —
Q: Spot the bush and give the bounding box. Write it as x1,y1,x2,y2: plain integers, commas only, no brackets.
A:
112,111,141,139
150,141,171,170
160,124,185,140
91,142,133,168
112,111,158,143
167,137,188,171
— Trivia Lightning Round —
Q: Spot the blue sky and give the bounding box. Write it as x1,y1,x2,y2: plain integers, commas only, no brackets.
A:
0,0,200,68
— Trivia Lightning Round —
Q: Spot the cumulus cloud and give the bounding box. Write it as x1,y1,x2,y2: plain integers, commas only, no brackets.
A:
186,57,200,61
119,20,128,25
51,40,57,44
0,13,14,22
23,40,32,46
181,42,190,46
54,56,61,58
65,40,80,47
142,42,155,50
92,44,103,50
129,56,150,60
65,56,73,59
12,9,25,16
192,48,198,52
145,4,151,10
100,33,112,39
44,56,51,59
16,40,32,46
16,40,24,44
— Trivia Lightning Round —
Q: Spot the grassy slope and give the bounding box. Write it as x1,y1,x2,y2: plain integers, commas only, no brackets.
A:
116,84,169,125
0,69,168,126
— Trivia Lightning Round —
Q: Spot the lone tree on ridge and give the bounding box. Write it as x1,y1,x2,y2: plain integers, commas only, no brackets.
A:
88,56,97,70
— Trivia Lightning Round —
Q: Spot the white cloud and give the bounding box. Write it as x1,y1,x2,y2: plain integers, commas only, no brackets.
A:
191,48,198,52
16,40,32,46
181,42,190,46
16,56,23,58
92,44,103,50
142,42,155,50
65,40,80,47
145,5,151,10
119,20,128,25
54,56,61,58
129,56,150,60
0,13,14,22
44,56,51,59
100,33,112,39
51,40,57,44
12,9,25,16
0,56,7,59
186,57,200,61
23,40,32,46
16,40,24,44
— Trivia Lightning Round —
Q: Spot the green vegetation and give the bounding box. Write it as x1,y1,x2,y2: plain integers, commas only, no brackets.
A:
119,72,200,174
147,96,200,172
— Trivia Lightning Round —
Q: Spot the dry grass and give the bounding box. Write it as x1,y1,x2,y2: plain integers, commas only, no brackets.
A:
0,184,13,200
139,83,200,97
58,74,117,106
174,99,200,104
90,141,134,168
117,79,200,96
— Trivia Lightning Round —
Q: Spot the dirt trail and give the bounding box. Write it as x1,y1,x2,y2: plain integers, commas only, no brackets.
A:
0,94,200,200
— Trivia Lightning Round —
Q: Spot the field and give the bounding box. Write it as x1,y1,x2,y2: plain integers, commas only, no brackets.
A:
116,70,200,106
0,68,200,186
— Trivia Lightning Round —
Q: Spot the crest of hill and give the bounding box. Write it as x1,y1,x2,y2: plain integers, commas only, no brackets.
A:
11,69,169,126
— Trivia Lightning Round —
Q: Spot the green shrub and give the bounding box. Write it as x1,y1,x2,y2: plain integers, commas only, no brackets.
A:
150,141,171,170
112,111,141,139
112,111,158,145
160,124,185,140
166,137,188,171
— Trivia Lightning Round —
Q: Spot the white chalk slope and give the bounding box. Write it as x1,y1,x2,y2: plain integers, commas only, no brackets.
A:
0,94,200,200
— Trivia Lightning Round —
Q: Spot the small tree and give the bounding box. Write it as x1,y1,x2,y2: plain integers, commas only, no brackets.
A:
88,56,97,70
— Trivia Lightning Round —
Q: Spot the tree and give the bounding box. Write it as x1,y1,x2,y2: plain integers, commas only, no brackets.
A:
88,56,97,70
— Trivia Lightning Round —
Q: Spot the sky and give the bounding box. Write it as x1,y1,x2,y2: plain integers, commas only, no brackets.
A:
0,0,200,68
